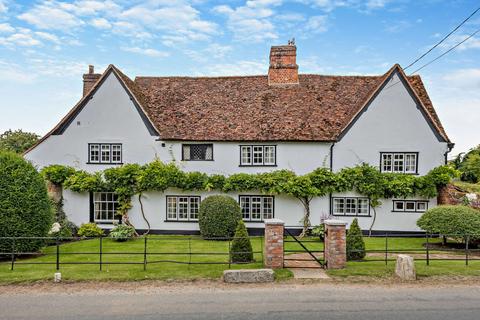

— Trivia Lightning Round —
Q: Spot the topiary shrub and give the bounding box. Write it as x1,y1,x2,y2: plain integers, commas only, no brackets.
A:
230,220,253,263
198,195,242,238
109,224,136,242
0,151,53,254
77,223,104,238
346,218,366,260
417,205,480,240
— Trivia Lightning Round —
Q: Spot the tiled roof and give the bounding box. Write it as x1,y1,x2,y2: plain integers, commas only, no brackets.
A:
133,66,450,142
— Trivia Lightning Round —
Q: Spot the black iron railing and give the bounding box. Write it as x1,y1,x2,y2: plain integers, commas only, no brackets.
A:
0,236,264,271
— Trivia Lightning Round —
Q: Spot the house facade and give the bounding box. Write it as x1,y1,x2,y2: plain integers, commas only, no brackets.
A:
25,44,453,233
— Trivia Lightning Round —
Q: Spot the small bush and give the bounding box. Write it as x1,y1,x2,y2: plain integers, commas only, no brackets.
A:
346,218,366,260
0,151,53,254
417,205,480,237
230,220,253,263
198,195,242,238
310,224,325,239
77,223,104,238
40,164,76,185
49,220,76,239
109,224,136,242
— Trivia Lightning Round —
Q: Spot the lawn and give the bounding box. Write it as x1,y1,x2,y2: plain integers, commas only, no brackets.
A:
1,235,479,283
0,235,268,284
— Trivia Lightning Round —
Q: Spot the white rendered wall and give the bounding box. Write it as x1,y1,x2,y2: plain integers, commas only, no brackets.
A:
332,72,448,174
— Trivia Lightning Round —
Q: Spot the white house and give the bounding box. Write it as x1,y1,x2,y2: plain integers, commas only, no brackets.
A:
24,44,453,233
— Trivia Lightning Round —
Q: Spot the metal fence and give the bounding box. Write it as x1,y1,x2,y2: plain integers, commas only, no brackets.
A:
0,236,264,271
349,233,480,266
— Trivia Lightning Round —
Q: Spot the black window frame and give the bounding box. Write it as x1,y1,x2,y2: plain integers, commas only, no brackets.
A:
165,195,201,222
87,143,123,165
238,195,275,222
392,200,429,213
331,197,371,217
239,145,277,167
89,192,121,224
380,152,419,174
181,144,214,161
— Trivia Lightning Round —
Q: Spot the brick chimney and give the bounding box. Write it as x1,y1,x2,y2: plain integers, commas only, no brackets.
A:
82,65,101,96
268,42,299,85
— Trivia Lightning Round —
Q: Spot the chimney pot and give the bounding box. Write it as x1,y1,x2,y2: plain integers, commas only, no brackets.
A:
83,65,101,96
268,43,299,86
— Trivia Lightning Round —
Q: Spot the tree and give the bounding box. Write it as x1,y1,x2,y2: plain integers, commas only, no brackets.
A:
230,220,254,262
346,218,366,260
0,151,53,254
451,145,480,183
0,129,39,154
198,195,242,238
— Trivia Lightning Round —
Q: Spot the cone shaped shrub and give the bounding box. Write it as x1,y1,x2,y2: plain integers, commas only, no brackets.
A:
230,220,254,263
346,218,366,260
198,195,242,238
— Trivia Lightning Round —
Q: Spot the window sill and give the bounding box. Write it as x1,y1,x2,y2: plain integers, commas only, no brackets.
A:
164,220,198,223
391,211,425,213
87,162,123,165
181,159,214,162
332,214,371,217
239,165,278,167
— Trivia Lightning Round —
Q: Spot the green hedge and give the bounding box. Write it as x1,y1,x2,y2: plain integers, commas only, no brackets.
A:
198,195,241,238
0,152,53,254
417,205,480,237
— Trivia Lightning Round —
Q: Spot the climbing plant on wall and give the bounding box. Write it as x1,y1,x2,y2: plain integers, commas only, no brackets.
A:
40,160,458,236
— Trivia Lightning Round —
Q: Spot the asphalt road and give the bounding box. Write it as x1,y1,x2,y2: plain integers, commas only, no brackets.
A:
1,283,480,320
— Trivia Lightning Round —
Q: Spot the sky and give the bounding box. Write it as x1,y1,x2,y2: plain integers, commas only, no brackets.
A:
0,0,479,156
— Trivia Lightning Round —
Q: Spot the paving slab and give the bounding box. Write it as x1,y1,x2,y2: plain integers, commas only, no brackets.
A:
290,268,330,279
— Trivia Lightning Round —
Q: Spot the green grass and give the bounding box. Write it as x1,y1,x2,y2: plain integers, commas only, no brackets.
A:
0,236,265,284
453,180,480,193
1,235,479,283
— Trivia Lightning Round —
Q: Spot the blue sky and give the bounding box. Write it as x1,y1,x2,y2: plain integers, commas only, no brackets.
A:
0,0,479,155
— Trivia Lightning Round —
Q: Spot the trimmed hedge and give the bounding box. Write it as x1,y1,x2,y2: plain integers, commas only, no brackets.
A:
417,205,480,237
346,218,366,260
0,152,53,254
198,195,242,238
230,220,253,263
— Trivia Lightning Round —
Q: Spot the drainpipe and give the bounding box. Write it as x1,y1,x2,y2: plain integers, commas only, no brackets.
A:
444,142,455,165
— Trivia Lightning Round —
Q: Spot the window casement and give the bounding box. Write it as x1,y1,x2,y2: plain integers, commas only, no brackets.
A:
166,196,200,222
92,192,119,223
88,143,122,164
239,195,274,222
332,197,370,217
239,145,276,166
182,144,213,161
380,152,418,174
393,200,428,213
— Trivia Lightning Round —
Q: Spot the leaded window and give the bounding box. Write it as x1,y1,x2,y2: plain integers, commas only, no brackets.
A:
182,144,213,161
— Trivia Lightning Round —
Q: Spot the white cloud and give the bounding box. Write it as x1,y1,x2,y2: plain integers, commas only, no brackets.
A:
0,29,42,47
439,33,480,51
213,1,279,42
35,31,60,43
442,68,480,89
185,43,233,62
366,0,390,9
304,15,328,33
90,18,111,29
0,0,7,14
0,23,14,33
121,46,170,58
18,2,84,31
